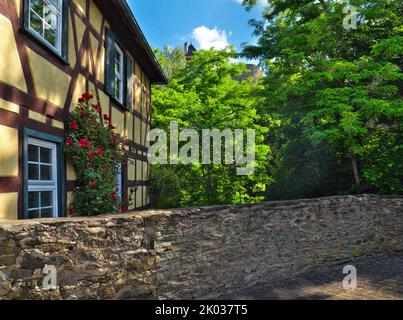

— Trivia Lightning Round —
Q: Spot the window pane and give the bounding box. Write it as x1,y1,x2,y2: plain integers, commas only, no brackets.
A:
115,79,122,100
41,191,53,207
41,208,53,218
28,164,39,180
28,144,39,162
28,210,40,219
44,25,57,47
30,0,44,17
44,6,57,27
40,165,52,180
28,192,40,209
48,0,60,9
40,147,52,164
29,10,43,36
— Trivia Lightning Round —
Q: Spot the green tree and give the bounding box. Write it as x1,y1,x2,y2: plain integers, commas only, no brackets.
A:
242,0,402,197
150,48,272,208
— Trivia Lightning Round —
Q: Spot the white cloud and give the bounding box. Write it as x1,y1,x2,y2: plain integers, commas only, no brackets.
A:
192,26,230,50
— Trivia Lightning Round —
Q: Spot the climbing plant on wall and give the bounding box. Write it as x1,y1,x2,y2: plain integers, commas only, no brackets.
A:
65,93,128,216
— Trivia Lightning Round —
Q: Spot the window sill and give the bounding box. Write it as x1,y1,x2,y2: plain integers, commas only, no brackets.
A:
109,95,130,112
20,27,70,66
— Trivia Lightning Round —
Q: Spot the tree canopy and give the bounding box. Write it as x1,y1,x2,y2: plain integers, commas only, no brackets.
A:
150,0,402,208
242,0,402,198
150,47,272,208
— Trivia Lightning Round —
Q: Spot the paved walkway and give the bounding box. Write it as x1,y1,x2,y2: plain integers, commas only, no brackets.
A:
220,252,403,300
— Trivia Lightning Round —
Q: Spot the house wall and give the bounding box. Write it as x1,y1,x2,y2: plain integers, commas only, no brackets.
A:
0,0,153,220
0,195,402,300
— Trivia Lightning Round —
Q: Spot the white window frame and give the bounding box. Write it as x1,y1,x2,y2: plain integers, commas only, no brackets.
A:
115,44,124,103
115,164,123,199
27,137,58,219
28,0,63,53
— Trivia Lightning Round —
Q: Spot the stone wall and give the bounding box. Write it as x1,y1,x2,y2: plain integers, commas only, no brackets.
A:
0,195,402,300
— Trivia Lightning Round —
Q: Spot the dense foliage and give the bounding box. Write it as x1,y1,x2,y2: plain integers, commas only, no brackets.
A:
150,47,272,208
241,0,402,198
65,93,128,216
151,0,401,208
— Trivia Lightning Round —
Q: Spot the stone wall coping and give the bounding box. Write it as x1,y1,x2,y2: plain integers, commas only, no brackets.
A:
0,194,401,229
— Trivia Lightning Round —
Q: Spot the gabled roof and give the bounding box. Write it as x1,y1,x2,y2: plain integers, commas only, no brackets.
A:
94,0,167,85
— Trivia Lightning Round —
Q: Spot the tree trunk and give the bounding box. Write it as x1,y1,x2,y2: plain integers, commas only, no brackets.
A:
351,153,361,185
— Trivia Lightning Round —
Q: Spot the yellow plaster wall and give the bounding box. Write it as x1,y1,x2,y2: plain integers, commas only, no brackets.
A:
67,161,78,181
136,160,143,181
135,186,143,208
14,0,21,17
0,98,19,114
99,90,110,116
128,161,135,181
0,193,18,220
89,34,104,81
0,14,27,93
111,107,125,136
70,73,86,111
28,110,46,123
74,16,87,68
68,12,77,66
134,117,141,144
89,0,103,33
27,48,71,108
0,125,19,177
52,119,65,129
73,0,86,15
143,162,148,181
126,112,134,140
128,188,135,210
143,186,147,206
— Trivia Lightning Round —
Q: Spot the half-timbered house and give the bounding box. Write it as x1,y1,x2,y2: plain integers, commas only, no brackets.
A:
0,0,167,220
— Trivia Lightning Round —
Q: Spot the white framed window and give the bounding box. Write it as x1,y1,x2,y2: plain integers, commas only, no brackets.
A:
27,137,58,219
28,0,63,53
114,44,124,103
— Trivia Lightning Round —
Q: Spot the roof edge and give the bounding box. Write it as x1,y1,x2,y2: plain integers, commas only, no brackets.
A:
119,0,167,85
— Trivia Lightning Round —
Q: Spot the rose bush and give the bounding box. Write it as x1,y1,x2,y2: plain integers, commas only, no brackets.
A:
65,92,128,216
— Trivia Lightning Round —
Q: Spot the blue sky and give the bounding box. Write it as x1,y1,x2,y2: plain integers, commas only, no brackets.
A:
127,0,264,59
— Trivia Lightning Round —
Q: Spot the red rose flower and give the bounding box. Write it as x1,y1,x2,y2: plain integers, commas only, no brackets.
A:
88,119,96,125
123,207,128,213
96,146,103,156
118,205,122,212
91,103,101,114
70,120,79,130
79,138,90,149
89,152,95,159
111,192,117,201
82,92,93,101
78,97,85,104
66,139,73,147
81,112,88,118
90,181,97,189
109,123,116,130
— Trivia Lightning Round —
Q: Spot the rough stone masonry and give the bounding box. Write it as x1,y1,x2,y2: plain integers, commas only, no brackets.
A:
0,195,402,300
